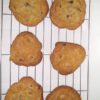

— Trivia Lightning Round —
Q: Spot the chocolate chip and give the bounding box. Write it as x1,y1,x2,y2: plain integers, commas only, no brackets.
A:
38,86,41,89
76,7,81,12
59,55,63,59
27,38,30,42
59,4,62,8
25,2,30,7
62,43,66,46
30,56,34,59
19,58,23,62
13,6,16,10
30,85,33,87
66,15,70,18
31,56,33,58
41,11,43,15
69,0,74,4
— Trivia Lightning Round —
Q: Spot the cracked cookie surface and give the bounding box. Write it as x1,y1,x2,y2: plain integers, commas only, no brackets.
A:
5,77,43,100
9,0,49,26
50,42,86,75
10,31,42,66
50,0,86,30
46,86,81,100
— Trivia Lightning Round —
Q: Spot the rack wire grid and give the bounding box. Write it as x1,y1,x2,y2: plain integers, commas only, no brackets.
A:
0,0,91,100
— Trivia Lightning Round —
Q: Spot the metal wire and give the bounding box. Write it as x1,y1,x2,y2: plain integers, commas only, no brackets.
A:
87,0,91,99
0,0,3,99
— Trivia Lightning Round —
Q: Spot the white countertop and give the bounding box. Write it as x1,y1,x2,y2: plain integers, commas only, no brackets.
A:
89,0,100,100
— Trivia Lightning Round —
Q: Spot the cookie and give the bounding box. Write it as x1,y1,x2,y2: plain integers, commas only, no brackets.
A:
50,42,86,75
5,77,43,100
50,0,86,30
9,0,49,26
10,31,42,66
46,85,81,100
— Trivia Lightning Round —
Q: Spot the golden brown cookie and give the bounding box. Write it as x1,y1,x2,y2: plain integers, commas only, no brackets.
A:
5,77,43,100
50,42,86,75
50,0,86,30
46,85,81,100
9,0,49,26
10,31,42,66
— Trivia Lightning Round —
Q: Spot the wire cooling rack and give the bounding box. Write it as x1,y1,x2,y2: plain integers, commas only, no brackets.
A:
0,0,91,99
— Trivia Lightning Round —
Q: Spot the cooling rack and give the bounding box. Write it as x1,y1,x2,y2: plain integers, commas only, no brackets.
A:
0,0,91,99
